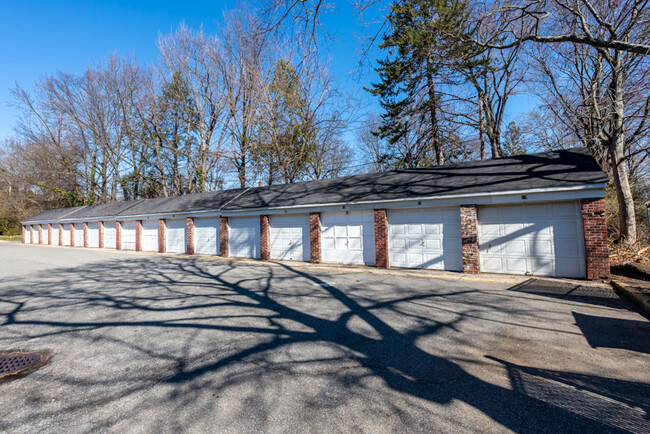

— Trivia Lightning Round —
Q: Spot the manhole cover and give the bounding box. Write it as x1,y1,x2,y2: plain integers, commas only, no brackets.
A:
0,353,41,378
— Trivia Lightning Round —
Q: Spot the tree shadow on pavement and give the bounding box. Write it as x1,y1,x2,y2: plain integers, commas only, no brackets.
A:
0,255,647,432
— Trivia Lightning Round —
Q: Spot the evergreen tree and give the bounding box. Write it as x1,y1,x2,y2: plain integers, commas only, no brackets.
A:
367,0,474,167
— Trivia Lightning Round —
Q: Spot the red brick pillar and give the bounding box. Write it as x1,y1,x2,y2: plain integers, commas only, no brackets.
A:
374,209,388,268
116,222,122,250
48,224,52,245
70,224,75,247
29,226,34,244
460,205,480,274
158,219,166,253
98,222,104,248
309,212,321,264
38,224,43,244
186,217,195,255
260,215,270,260
135,220,143,252
59,224,63,246
219,217,228,257
581,198,610,280
22,226,26,244
83,223,89,248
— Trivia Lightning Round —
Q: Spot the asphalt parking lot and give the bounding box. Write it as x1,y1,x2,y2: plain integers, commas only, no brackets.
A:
0,242,649,433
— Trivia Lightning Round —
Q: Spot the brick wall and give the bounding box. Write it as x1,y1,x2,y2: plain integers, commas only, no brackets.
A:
22,226,25,244
98,222,104,248
374,209,388,268
70,224,75,247
116,222,122,250
581,198,610,280
309,212,321,264
59,224,63,246
136,220,143,252
460,205,480,274
48,224,52,245
158,219,166,253
83,223,89,248
219,217,228,256
186,217,195,255
260,215,270,260
38,224,43,244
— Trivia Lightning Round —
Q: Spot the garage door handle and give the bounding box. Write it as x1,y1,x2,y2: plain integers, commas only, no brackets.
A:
420,241,425,247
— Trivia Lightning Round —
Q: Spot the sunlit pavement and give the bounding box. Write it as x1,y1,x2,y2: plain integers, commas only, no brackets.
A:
1,243,648,433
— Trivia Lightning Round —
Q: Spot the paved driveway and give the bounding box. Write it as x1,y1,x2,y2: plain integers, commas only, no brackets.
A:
0,243,649,433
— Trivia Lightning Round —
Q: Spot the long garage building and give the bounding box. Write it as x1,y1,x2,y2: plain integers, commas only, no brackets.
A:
20,148,610,280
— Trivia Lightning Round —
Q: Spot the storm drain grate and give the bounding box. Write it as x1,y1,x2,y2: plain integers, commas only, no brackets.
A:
0,353,41,378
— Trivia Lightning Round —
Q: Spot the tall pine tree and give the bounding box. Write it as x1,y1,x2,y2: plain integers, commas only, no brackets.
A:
368,0,474,167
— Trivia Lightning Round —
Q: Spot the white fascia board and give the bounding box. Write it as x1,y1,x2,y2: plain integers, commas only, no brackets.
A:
218,184,608,216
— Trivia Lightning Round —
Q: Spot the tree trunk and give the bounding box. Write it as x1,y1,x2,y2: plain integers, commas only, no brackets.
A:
478,96,486,160
609,55,636,246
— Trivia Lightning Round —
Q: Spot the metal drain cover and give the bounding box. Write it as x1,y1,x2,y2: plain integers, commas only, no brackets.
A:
0,353,41,377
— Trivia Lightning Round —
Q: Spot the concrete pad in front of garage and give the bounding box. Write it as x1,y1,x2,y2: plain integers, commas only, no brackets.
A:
0,243,648,433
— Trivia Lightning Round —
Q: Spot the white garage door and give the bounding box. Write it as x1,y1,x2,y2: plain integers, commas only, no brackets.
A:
321,210,375,266
104,222,116,249
32,225,39,243
74,223,84,247
142,220,159,252
166,219,186,254
478,202,585,278
194,217,219,255
270,214,310,261
121,221,137,251
388,207,462,271
51,225,59,245
229,216,260,259
62,224,71,246
24,227,31,244
87,222,99,248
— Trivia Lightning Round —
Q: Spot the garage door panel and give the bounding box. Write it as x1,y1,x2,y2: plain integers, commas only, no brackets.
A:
51,226,58,245
104,222,116,249
321,211,375,266
478,202,585,278
388,207,462,271
141,220,159,252
88,223,99,248
121,221,137,251
229,216,259,259
553,202,578,217
166,219,186,254
194,217,219,255
269,215,309,261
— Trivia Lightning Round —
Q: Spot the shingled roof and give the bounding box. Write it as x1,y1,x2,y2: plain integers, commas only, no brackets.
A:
21,147,607,224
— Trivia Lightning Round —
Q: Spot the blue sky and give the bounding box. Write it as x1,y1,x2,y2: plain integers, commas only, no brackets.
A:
0,1,533,141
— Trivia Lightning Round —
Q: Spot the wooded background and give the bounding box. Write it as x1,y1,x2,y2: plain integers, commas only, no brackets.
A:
1,0,648,248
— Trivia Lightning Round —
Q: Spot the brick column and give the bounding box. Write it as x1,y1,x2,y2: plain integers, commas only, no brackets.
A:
29,226,34,244
83,223,89,248
98,221,104,248
38,225,43,244
58,224,63,246
70,224,75,247
460,205,480,274
186,217,195,255
260,215,270,260
48,224,52,245
116,222,122,250
309,212,321,264
134,220,142,251
581,198,610,280
374,209,388,268
158,219,166,253
219,217,228,257
22,226,26,244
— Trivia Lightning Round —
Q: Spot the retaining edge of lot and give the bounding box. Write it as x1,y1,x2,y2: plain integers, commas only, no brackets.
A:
611,279,650,316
